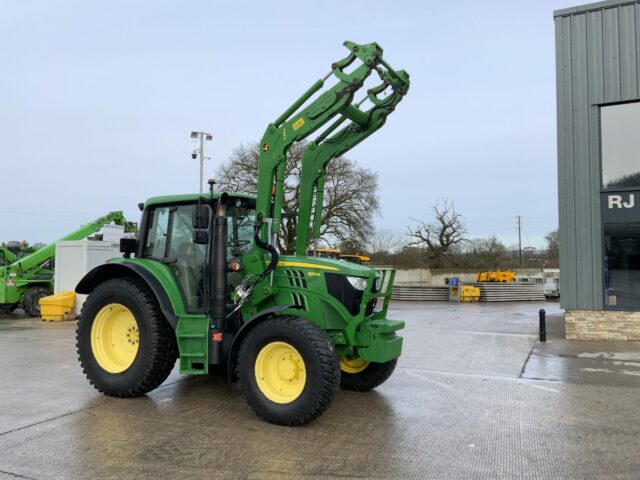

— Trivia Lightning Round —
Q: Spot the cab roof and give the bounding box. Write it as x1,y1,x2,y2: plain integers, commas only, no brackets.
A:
144,192,256,208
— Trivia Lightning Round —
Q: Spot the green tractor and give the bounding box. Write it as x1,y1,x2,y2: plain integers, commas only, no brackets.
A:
75,41,410,425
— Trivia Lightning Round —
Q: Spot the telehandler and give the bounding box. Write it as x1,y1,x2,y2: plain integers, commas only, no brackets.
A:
0,211,127,315
75,41,410,425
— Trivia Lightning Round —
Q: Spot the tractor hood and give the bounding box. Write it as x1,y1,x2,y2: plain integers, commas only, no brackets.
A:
275,255,373,277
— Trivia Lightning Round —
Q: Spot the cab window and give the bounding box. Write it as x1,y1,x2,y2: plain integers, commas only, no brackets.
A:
144,204,209,312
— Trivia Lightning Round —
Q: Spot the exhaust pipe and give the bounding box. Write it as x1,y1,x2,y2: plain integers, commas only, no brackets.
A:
212,193,228,333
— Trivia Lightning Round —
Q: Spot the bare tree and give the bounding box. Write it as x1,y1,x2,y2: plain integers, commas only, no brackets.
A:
545,229,559,262
216,141,380,254
460,235,507,269
407,199,466,268
365,229,405,264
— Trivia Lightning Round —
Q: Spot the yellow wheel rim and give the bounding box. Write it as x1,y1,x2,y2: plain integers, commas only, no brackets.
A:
340,356,369,374
90,303,139,374
255,341,306,404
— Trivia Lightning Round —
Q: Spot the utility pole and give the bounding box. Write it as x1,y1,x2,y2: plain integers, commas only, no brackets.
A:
516,216,522,268
190,131,213,193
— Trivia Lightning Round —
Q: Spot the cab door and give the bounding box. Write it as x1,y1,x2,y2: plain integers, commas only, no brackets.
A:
143,203,211,312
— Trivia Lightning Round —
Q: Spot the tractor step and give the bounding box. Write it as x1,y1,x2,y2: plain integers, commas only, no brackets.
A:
176,314,210,374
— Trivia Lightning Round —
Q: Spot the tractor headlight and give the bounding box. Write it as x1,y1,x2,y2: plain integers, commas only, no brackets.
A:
346,276,368,291
374,273,382,292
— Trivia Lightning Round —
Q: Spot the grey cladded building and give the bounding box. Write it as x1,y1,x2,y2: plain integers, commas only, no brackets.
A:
555,0,640,339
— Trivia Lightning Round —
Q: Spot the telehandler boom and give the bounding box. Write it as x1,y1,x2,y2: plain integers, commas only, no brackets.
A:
0,211,127,315
75,41,410,425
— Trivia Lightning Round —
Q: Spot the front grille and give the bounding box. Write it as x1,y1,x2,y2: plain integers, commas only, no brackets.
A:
284,269,307,288
291,292,307,310
325,273,364,316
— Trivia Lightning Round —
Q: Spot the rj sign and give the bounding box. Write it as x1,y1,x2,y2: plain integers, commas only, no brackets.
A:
602,190,640,223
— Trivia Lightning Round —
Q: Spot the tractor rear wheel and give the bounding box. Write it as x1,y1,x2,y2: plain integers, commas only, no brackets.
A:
237,315,340,426
0,303,18,314
76,277,178,397
339,357,397,391
22,287,52,317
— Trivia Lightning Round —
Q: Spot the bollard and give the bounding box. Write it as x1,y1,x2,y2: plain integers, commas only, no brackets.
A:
539,308,546,342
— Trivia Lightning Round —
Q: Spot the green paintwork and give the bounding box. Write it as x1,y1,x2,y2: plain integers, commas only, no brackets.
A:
108,257,211,374
0,248,17,267
0,211,128,308
108,257,188,314
144,192,255,208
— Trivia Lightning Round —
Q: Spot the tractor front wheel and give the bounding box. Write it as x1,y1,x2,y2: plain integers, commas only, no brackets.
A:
76,277,178,397
237,316,340,426
339,357,397,391
22,287,52,317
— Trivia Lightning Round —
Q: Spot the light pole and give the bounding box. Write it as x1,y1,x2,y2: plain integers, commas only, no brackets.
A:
190,131,213,193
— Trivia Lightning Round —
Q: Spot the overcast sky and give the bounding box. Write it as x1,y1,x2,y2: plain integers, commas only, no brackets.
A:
0,0,579,248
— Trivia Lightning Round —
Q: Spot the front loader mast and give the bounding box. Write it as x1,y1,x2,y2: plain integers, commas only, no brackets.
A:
241,41,409,305
295,66,410,255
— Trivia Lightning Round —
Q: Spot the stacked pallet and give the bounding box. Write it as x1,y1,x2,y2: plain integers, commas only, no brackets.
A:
391,286,449,301
475,283,545,302
391,283,545,302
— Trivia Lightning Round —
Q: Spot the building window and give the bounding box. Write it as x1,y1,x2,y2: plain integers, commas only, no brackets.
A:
601,102,640,189
604,223,640,309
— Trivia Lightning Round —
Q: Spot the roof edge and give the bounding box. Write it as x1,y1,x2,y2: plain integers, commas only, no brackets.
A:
555,0,638,17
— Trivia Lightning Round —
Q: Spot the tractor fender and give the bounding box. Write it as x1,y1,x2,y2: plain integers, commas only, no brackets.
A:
75,263,179,329
226,304,299,381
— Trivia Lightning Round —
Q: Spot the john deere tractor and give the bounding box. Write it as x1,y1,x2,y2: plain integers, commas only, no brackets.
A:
75,41,410,425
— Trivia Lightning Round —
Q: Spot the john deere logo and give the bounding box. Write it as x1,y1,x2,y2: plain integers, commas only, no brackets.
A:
262,143,270,152
608,194,635,209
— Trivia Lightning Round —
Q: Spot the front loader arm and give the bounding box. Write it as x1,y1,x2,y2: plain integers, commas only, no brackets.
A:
243,41,401,302
295,68,410,255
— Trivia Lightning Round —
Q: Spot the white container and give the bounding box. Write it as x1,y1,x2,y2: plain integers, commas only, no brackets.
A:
54,240,123,317
101,224,125,242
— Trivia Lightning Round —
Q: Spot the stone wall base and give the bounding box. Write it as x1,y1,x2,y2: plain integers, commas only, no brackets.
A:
565,309,640,341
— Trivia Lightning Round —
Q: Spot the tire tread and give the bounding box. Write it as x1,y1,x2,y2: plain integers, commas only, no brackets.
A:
237,315,340,426
76,277,177,397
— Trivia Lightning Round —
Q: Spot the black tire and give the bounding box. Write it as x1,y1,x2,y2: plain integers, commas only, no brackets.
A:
76,277,178,397
22,287,52,317
0,303,18,314
237,315,340,426
340,358,398,391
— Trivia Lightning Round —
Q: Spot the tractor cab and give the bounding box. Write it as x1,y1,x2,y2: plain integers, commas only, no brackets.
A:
131,192,256,312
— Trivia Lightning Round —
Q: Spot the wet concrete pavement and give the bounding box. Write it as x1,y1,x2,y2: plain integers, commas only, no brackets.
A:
1,301,639,479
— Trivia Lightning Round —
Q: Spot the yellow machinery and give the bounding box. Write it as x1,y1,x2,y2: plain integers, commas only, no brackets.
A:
341,254,370,265
310,248,342,259
476,270,516,283
460,285,480,302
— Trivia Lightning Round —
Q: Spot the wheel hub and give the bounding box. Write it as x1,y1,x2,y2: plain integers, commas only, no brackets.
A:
340,356,369,374
255,341,306,404
90,303,139,374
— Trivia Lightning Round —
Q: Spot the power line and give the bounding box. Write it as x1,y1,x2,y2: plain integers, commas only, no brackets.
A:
516,216,522,268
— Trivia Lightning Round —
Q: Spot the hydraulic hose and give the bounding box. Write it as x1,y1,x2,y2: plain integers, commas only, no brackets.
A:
253,213,279,283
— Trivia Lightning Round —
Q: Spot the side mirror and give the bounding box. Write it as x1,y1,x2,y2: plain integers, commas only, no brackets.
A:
120,238,138,258
193,231,209,245
193,204,210,230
